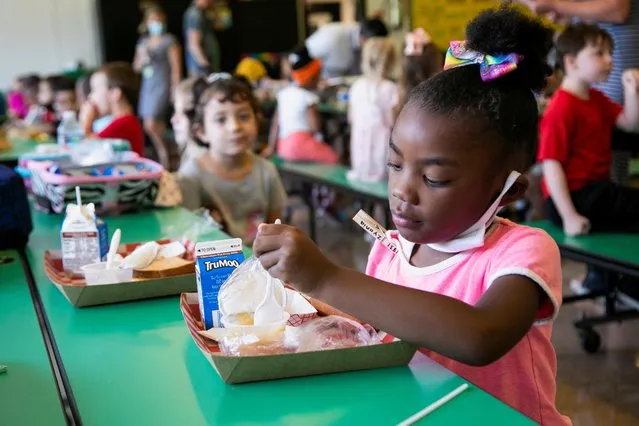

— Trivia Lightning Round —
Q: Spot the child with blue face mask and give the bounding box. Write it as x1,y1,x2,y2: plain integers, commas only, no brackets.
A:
133,1,183,168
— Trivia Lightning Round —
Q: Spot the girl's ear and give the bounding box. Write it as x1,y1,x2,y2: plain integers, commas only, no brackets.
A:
564,54,576,71
499,174,529,207
108,87,123,104
193,122,207,144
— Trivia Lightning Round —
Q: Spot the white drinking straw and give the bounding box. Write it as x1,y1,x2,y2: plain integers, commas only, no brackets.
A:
396,383,470,426
75,186,82,207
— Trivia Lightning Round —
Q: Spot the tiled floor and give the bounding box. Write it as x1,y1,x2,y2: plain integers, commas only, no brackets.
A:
554,260,639,426
292,209,639,426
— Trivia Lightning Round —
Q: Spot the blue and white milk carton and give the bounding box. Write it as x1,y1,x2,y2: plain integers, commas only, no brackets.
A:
195,239,244,329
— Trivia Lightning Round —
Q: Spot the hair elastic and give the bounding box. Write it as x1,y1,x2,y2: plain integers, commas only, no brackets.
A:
444,40,523,82
206,73,233,84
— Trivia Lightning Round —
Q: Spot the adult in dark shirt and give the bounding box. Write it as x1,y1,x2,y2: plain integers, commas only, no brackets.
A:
184,0,220,77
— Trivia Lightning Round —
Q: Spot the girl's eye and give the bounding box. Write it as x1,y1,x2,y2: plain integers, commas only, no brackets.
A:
238,112,251,121
214,116,225,124
423,176,450,188
386,161,401,172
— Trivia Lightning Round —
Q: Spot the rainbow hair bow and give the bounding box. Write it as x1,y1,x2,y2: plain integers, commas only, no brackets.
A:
444,41,523,82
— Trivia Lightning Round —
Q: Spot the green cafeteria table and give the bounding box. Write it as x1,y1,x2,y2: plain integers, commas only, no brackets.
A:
530,220,639,278
527,220,639,353
25,207,535,425
271,155,390,240
262,99,347,116
272,155,388,203
0,250,65,426
0,138,42,166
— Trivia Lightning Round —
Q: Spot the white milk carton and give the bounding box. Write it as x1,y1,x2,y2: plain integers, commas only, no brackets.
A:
60,203,109,274
195,239,244,329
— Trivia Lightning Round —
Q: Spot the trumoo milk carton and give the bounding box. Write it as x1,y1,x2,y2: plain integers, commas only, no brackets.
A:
195,239,244,329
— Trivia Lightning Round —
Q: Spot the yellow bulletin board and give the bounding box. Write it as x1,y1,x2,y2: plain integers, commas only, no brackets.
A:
411,0,499,49
411,1,561,49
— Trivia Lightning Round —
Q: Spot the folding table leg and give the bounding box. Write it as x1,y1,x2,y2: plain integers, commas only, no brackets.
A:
301,182,317,242
604,270,619,316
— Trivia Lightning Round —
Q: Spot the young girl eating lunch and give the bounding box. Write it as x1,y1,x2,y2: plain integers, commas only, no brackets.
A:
254,7,570,426
177,73,287,244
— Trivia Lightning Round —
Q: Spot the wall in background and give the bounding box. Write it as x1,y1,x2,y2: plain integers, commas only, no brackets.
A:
0,0,101,88
412,0,498,48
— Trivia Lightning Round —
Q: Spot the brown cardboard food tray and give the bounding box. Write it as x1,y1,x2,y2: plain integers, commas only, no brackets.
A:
44,239,197,307
180,292,417,384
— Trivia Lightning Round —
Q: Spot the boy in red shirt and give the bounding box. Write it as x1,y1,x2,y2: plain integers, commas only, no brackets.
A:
90,62,145,156
539,24,639,237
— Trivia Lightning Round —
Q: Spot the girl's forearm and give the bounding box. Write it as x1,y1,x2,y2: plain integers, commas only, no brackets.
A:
621,86,639,131
542,160,579,219
310,267,535,366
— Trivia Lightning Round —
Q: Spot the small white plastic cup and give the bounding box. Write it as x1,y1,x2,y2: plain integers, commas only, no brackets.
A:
81,261,133,285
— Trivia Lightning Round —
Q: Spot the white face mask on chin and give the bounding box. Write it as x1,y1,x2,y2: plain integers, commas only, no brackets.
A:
423,170,522,253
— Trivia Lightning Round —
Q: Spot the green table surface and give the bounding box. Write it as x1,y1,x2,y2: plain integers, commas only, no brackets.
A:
0,250,65,426
317,102,347,115
527,220,639,266
0,138,42,163
272,156,389,201
27,207,534,425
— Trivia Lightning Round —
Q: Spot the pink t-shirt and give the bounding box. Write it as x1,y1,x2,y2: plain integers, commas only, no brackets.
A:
8,91,28,119
366,219,571,426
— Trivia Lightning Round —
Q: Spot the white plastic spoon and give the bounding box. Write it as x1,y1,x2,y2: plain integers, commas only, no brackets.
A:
105,229,121,270
253,273,287,326
253,219,287,325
